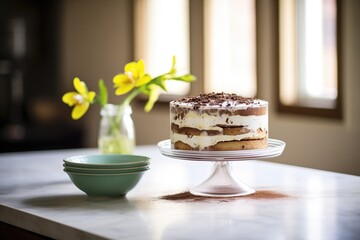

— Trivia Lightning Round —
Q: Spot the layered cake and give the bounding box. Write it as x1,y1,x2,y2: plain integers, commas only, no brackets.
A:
170,92,268,151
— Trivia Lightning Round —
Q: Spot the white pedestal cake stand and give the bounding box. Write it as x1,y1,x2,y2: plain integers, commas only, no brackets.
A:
157,139,286,197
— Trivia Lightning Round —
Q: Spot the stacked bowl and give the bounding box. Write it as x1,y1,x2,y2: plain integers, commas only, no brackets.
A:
63,154,150,197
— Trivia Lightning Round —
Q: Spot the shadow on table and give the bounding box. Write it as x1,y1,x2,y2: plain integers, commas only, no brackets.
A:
21,194,152,238
22,193,138,212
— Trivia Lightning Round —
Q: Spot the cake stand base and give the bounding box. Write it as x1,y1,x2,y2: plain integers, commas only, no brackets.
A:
158,139,286,198
190,161,255,197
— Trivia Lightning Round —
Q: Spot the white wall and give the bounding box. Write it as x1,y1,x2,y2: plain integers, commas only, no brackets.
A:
60,0,360,175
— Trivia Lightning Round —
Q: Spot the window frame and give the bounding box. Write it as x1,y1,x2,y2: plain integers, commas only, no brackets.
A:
275,0,343,119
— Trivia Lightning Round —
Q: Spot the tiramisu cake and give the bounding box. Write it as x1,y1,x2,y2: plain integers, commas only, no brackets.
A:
170,92,268,151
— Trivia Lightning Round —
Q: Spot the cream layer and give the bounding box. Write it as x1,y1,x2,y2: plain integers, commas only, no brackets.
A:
171,131,265,150
171,110,268,133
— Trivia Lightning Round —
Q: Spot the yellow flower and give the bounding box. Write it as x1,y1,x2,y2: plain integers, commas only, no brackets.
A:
62,77,96,120
113,59,151,95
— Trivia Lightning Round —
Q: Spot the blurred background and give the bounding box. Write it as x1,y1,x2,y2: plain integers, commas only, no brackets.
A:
0,0,359,175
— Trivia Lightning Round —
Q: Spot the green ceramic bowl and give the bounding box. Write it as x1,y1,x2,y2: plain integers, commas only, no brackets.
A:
64,169,147,197
63,154,150,169
63,164,150,174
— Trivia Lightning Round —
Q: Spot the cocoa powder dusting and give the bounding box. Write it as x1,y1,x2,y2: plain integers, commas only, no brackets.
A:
160,190,290,202
160,192,208,202
172,92,260,108
245,190,289,199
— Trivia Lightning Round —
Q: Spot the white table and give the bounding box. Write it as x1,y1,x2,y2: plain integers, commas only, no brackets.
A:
0,146,359,239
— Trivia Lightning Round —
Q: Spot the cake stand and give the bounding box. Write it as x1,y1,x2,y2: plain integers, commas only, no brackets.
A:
157,139,286,197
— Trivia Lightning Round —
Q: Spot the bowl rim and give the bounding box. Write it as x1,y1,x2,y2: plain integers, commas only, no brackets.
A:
63,169,148,176
63,154,150,167
63,166,150,174
63,163,150,171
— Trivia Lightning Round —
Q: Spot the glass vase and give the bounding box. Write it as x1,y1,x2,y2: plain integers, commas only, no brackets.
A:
98,104,135,154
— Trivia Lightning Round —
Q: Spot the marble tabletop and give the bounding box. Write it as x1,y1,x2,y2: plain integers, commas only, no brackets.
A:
0,145,359,240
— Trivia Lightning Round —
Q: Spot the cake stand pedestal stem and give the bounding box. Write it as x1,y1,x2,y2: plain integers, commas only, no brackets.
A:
190,161,255,197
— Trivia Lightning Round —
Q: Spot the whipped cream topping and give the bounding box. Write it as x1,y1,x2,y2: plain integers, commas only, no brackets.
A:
171,92,267,110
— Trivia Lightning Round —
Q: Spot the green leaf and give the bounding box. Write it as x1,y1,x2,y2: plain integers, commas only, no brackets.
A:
169,55,177,74
173,74,197,82
153,79,167,91
97,79,108,107
138,85,151,95
144,85,160,112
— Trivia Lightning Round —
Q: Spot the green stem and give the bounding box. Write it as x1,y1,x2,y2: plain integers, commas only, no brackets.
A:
107,88,141,138
121,87,142,108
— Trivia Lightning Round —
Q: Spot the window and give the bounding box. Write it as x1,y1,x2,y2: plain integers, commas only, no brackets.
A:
135,0,257,98
134,0,190,98
277,0,342,118
204,0,257,97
